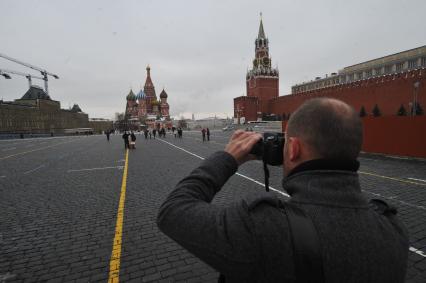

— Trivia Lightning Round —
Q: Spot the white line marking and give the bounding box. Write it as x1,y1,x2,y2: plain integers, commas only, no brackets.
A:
409,246,426,258
67,166,124,173
2,147,16,151
407,177,426,183
23,165,45,175
0,273,16,281
158,139,206,160
158,139,289,197
158,138,426,257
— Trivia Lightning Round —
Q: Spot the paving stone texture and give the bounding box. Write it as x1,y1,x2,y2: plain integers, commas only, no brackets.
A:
0,132,425,282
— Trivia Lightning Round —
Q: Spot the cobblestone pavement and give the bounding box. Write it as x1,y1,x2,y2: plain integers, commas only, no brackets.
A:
1,131,425,282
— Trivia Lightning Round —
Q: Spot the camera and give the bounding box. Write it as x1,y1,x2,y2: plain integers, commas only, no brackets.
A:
250,132,285,166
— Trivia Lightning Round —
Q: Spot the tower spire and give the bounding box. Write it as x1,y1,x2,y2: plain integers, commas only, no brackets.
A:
258,12,265,39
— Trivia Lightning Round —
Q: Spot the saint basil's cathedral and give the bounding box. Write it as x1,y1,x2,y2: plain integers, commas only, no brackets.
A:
124,65,171,129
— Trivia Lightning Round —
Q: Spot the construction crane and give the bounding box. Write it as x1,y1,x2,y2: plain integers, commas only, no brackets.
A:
0,53,59,95
0,68,45,89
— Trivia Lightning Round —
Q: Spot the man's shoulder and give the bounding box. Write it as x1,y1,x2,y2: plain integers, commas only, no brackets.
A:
241,191,285,212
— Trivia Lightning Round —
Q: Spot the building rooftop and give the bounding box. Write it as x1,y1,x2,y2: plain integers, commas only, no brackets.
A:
20,85,51,100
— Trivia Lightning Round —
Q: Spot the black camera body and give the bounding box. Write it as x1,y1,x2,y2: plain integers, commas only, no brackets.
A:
250,132,285,166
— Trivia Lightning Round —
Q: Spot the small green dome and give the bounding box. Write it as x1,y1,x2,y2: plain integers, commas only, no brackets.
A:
126,89,136,101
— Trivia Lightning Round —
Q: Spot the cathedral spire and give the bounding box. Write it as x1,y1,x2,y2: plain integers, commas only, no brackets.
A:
144,65,154,89
258,12,266,39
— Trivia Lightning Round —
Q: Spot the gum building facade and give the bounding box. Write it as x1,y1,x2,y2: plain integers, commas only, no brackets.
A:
0,85,88,135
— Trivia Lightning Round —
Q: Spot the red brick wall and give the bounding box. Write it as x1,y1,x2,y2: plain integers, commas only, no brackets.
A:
247,77,279,113
282,116,426,158
362,116,426,158
234,96,258,122
270,69,425,117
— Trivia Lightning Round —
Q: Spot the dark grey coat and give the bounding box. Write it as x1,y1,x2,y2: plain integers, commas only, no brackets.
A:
157,151,409,282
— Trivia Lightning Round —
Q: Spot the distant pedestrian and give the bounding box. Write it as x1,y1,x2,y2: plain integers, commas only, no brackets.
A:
206,128,210,141
178,128,183,138
130,132,136,149
149,130,152,139
144,129,148,139
153,129,157,139
106,130,110,141
161,128,166,138
122,131,129,149
201,128,206,142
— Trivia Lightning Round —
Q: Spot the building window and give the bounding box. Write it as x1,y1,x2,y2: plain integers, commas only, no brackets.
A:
357,72,363,80
374,67,382,76
396,62,404,72
384,65,393,74
348,74,354,82
422,57,426,67
408,59,418,69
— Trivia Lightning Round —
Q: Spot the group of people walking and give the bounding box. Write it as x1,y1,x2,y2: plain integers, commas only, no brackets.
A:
142,128,170,139
201,128,210,142
110,126,213,149
122,131,137,149
172,127,183,138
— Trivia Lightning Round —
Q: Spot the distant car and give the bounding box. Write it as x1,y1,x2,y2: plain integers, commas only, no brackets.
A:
222,126,234,131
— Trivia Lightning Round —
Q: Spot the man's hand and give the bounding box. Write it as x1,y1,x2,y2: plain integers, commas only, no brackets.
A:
225,130,262,165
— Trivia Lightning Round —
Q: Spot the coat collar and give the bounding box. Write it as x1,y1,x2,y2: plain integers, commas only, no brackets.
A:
282,160,368,208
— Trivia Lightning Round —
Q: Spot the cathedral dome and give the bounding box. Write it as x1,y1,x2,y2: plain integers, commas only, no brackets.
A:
159,89,168,99
136,89,145,100
126,89,136,101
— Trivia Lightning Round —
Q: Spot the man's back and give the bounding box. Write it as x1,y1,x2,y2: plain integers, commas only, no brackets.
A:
157,152,408,283
249,170,408,282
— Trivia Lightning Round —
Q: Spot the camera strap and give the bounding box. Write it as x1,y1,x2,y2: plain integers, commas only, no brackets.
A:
263,159,270,192
283,204,325,283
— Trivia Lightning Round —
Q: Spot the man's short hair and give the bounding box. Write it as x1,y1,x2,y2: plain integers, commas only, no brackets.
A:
287,98,363,160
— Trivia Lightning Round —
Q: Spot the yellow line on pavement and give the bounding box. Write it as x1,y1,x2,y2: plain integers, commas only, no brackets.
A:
108,149,129,283
359,171,426,187
0,139,77,160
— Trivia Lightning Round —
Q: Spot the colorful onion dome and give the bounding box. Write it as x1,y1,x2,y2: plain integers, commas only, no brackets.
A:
159,89,168,99
126,89,136,101
136,89,145,99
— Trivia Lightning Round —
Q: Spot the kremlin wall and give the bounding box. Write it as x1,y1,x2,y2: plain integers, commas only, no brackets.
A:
235,18,426,158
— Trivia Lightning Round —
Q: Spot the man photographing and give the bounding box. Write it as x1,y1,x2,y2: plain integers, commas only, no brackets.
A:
157,98,408,282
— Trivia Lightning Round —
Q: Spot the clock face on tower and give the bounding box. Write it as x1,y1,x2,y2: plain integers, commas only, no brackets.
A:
263,57,270,66
253,59,258,68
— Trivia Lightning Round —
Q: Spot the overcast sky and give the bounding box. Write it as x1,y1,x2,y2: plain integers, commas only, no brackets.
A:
1,0,425,120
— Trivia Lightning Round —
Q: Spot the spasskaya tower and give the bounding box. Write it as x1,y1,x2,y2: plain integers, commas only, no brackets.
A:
234,14,279,122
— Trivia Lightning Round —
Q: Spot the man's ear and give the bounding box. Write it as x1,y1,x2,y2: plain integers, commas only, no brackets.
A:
288,137,301,162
